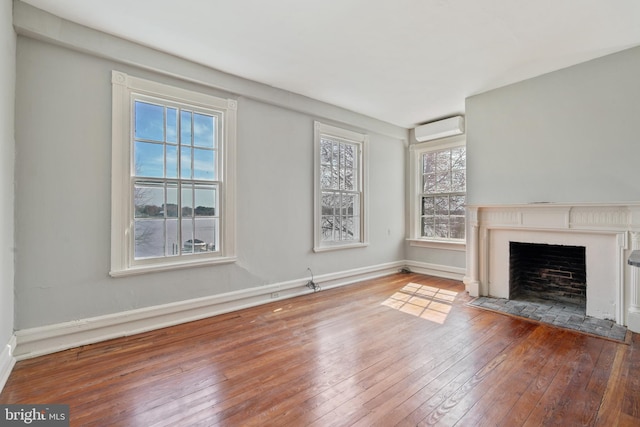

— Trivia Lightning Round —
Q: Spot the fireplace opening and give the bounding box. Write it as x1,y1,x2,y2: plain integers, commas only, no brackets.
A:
509,242,586,309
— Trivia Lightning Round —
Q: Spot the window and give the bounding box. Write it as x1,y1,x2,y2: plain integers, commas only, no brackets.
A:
409,136,466,249
111,71,236,276
314,121,368,251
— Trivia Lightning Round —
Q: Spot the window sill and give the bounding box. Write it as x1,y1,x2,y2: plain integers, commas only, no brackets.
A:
407,238,466,251
110,256,237,277
313,242,369,253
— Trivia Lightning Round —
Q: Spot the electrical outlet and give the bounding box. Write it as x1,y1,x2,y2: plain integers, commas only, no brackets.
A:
270,292,280,299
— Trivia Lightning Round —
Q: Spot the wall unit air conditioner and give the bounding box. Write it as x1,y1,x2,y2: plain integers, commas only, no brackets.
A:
414,116,464,142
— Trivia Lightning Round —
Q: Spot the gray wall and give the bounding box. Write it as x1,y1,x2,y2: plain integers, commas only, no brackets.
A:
466,46,640,206
0,0,16,350
404,244,466,269
13,34,406,330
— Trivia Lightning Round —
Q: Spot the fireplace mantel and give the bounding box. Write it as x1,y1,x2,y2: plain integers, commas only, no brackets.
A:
464,202,640,332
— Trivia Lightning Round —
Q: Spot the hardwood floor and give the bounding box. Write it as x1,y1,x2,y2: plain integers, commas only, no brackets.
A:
2,273,639,426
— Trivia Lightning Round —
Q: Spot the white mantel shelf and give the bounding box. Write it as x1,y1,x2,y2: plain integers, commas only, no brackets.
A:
463,202,640,333
466,202,640,231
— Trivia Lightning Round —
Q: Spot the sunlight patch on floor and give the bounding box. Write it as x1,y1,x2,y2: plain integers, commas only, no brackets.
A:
382,282,458,324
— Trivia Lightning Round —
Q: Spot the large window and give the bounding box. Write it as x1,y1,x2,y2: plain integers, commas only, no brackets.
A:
314,121,368,251
420,145,466,239
409,136,466,248
111,71,236,276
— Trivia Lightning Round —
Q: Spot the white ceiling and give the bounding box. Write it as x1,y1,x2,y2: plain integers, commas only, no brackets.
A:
21,0,640,128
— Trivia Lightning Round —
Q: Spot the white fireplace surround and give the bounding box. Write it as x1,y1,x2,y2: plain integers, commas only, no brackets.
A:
463,203,640,333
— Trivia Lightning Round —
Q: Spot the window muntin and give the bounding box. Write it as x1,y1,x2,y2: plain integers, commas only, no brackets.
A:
419,145,466,240
111,71,236,276
314,122,368,251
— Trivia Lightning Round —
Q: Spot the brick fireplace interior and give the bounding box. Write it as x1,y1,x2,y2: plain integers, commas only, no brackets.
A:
509,242,587,310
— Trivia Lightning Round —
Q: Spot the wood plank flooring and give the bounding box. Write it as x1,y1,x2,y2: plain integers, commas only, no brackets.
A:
1,273,639,426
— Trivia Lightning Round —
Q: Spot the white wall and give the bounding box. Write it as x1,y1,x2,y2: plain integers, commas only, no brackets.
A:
13,31,406,329
0,0,16,355
466,45,640,206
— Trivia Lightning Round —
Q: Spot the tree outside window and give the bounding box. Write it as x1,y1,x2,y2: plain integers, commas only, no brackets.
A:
314,121,368,252
420,146,466,240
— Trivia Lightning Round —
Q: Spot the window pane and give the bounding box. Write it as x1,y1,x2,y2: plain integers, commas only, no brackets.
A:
436,150,451,172
343,168,354,191
134,219,164,259
321,216,335,241
320,165,332,189
436,172,451,192
435,216,449,238
352,217,360,240
182,184,193,218
166,184,178,218
331,165,339,190
320,140,332,165
193,148,215,180
195,218,217,251
135,101,164,142
423,173,436,193
166,218,179,256
451,216,465,239
332,143,339,172
338,143,358,191
422,197,434,216
342,216,357,241
452,170,465,192
333,216,343,240
354,194,362,216
422,216,435,237
181,110,192,145
450,195,465,215
423,152,436,174
181,147,192,179
451,147,466,170
193,113,215,148
134,141,164,178
344,144,355,169
321,192,337,216
435,196,449,216
166,108,177,143
341,194,354,216
134,183,163,218
194,185,216,216
181,219,195,254
166,145,178,179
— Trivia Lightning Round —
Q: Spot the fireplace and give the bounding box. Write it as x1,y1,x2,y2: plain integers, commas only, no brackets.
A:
509,242,586,309
464,203,640,331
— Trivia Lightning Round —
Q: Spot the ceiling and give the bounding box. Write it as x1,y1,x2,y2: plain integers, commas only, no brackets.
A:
21,0,640,128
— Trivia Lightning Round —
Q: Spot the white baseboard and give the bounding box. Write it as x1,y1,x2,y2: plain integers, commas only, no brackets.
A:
0,335,17,393
403,260,466,281
14,261,405,360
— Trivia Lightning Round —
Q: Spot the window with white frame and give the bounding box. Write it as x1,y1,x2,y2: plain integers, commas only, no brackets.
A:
410,136,466,245
110,71,236,276
314,121,368,251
